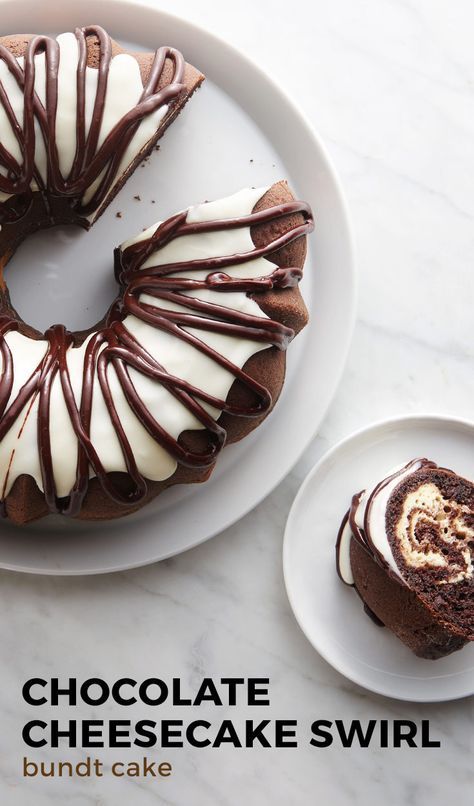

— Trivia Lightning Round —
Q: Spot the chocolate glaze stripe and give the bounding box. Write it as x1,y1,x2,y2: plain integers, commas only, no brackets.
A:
0,197,313,517
0,26,184,221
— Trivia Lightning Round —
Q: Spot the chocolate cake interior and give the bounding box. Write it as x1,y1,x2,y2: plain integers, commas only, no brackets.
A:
385,467,474,639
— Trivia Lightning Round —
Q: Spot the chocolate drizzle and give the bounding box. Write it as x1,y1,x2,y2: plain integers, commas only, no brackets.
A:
0,197,313,516
0,25,184,222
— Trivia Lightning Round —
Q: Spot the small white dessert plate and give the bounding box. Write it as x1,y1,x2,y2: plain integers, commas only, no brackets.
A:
283,415,474,702
0,0,355,574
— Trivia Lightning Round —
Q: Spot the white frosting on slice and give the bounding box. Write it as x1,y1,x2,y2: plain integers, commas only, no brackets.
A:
364,461,424,579
337,518,355,585
0,186,282,500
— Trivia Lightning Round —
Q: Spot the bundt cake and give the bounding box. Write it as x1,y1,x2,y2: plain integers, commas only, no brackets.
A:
0,27,313,525
336,459,474,659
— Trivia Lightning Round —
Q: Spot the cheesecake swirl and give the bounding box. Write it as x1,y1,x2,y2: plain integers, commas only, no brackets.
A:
390,481,474,585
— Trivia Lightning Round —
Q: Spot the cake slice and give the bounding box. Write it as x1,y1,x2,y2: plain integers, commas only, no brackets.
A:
336,459,474,659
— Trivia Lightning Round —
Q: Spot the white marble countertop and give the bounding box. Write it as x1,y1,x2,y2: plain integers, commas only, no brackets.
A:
0,0,473,803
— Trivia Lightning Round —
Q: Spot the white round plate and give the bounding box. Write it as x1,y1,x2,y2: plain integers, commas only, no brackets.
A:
0,0,355,574
283,415,474,702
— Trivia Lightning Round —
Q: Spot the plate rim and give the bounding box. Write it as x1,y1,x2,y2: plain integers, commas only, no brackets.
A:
283,412,474,703
0,0,356,574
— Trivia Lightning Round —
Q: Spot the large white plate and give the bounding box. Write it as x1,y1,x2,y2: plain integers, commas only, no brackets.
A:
0,0,355,574
284,415,474,702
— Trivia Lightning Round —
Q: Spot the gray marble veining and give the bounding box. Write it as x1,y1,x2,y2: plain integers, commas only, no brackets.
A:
0,1,473,803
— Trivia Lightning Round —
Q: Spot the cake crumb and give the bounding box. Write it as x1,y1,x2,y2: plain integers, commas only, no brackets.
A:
116,211,122,218
249,158,254,163
155,145,161,151
151,200,156,204
133,195,141,201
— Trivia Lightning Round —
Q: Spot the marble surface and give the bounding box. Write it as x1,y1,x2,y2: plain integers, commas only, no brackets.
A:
0,0,473,803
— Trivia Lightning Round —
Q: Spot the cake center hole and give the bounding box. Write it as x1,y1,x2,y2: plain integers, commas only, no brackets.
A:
4,225,119,333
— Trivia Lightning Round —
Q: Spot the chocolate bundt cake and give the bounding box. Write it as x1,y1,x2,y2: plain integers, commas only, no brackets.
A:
0,25,314,524
336,459,474,659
